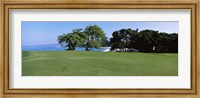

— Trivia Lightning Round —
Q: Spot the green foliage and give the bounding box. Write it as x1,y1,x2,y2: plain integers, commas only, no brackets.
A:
58,25,108,51
84,25,107,51
57,29,87,50
85,40,101,51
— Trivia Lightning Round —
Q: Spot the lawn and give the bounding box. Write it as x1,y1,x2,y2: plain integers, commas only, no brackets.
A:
22,51,178,76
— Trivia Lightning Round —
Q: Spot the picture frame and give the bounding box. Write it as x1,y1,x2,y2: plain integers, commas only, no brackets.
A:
0,0,199,97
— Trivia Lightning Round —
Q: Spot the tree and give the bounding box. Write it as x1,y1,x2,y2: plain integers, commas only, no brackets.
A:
156,33,178,53
110,31,122,51
110,28,138,51
128,29,139,49
136,30,159,52
84,25,107,51
57,29,87,50
72,29,87,47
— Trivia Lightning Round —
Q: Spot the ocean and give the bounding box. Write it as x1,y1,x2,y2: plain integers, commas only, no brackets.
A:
22,44,110,52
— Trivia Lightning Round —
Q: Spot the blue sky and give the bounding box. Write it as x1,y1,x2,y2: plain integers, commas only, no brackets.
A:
22,21,178,46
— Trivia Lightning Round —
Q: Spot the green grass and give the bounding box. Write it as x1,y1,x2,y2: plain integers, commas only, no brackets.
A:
22,51,30,57
22,51,178,76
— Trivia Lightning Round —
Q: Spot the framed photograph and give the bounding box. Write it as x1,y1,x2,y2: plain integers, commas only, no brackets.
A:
1,0,199,97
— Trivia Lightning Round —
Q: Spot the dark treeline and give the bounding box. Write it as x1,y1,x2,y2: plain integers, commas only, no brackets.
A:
110,28,178,53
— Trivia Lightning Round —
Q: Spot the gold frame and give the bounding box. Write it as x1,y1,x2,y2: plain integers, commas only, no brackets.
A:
0,0,199,97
